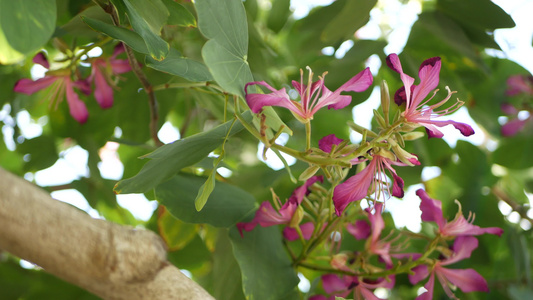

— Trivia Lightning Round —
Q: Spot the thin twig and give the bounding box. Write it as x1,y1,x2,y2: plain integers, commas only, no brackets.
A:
108,5,163,147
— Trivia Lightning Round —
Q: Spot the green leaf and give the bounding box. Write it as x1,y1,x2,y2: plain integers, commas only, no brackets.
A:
202,39,252,98
196,0,250,97
437,0,515,30
230,226,300,300
493,136,533,169
83,17,210,82
82,16,149,53
161,0,196,27
266,0,291,33
123,0,169,60
321,0,377,44
114,112,252,194
145,49,213,82
0,0,56,54
158,208,197,251
211,231,247,300
195,0,248,57
17,135,58,172
155,174,257,228
194,169,216,211
110,0,128,25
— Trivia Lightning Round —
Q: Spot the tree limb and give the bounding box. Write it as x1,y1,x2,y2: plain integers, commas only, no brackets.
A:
0,168,214,300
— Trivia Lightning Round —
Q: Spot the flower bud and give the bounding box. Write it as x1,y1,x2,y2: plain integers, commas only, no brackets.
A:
299,165,320,181
289,205,304,228
375,148,396,162
373,109,387,129
392,144,419,166
381,80,390,125
402,131,425,141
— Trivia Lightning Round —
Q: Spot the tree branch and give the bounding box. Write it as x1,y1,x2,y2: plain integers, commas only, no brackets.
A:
0,168,214,300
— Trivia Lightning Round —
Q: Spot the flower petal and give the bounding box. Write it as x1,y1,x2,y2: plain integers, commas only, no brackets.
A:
319,134,344,153
321,274,350,294
283,222,315,241
346,220,371,240
245,81,297,114
288,176,323,205
409,264,429,285
32,52,50,69
14,76,57,95
93,67,114,109
65,79,89,123
438,267,489,293
501,118,528,137
421,119,475,138
254,201,296,226
442,236,478,265
110,59,132,74
333,159,377,216
386,54,415,107
415,272,435,300
416,189,446,229
314,68,373,112
411,57,441,108
442,214,504,237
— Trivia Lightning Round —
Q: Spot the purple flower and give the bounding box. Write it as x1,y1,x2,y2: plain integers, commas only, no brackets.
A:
506,75,533,96
319,134,344,153
14,53,90,123
333,154,407,216
89,44,131,109
386,54,475,138
237,176,323,236
417,189,503,237
317,273,394,300
245,67,372,122
409,236,489,300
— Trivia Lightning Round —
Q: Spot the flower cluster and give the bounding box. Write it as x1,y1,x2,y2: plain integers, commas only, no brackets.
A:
237,53,500,299
500,74,533,136
14,44,131,123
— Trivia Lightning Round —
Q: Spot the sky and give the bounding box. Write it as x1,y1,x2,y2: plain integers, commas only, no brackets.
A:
8,0,533,230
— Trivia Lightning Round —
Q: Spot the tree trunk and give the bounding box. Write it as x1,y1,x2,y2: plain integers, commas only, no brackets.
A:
0,168,214,300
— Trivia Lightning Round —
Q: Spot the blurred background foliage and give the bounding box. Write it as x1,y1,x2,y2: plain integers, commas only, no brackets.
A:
0,0,532,299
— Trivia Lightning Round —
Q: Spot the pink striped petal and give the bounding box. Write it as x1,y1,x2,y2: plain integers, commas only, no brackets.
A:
32,52,50,69
411,57,441,108
442,236,478,265
346,220,370,240
333,159,377,216
415,272,435,300
314,68,373,111
409,265,429,285
245,81,295,114
283,222,315,241
93,67,114,109
318,134,344,153
501,118,528,137
14,76,57,95
416,189,446,229
65,79,89,123
438,267,489,293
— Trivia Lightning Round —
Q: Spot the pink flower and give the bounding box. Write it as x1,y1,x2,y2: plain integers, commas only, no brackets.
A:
409,236,489,300
317,273,394,300
506,75,533,96
333,154,408,216
245,67,372,122
386,54,475,138
417,189,503,237
319,134,344,153
14,53,90,123
237,176,323,236
89,44,131,109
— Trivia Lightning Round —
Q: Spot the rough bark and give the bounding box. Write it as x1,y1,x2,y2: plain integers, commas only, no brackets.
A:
0,168,214,300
